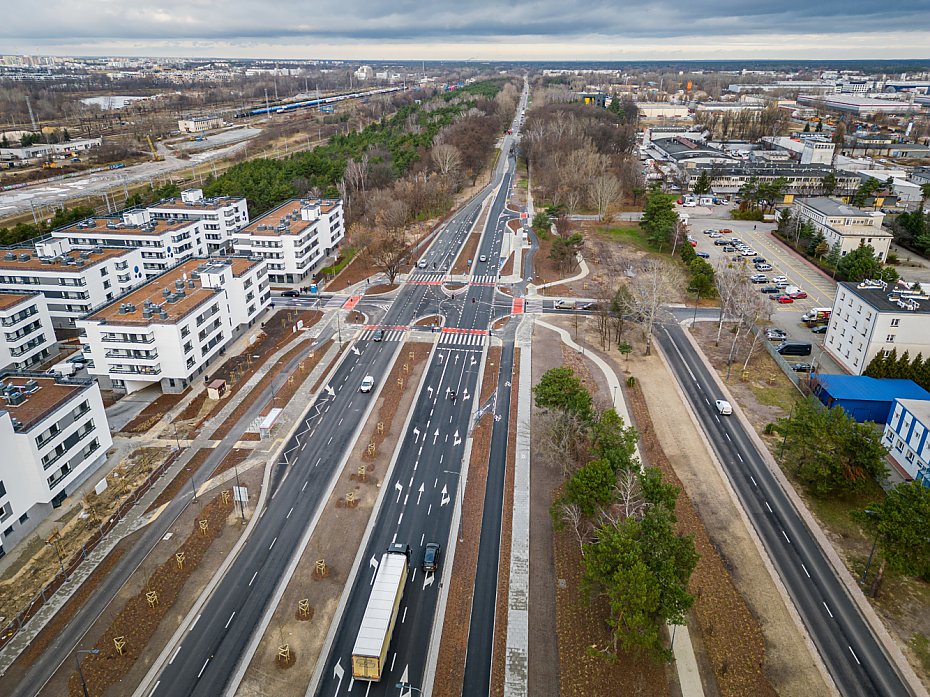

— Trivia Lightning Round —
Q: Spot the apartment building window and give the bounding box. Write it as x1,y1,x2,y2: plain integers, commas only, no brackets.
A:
890,318,900,327
0,480,5,497
905,451,915,463
103,280,111,290
181,325,190,338
18,512,27,524
100,267,109,277
886,335,896,342
184,341,193,354
896,439,905,452
0,502,12,523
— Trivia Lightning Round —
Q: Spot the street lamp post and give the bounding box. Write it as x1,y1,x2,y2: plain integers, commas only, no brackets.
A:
76,648,100,697
395,682,423,694
234,465,246,524
692,288,701,324
860,509,879,585
443,469,464,542
47,537,66,577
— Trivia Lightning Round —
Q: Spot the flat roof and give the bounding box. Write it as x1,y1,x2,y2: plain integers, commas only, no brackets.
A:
0,246,134,272
896,398,930,427
87,256,261,326
798,197,879,217
815,375,930,403
57,217,193,236
0,291,38,312
241,198,339,237
840,281,930,315
352,552,407,657
148,196,244,211
0,373,89,432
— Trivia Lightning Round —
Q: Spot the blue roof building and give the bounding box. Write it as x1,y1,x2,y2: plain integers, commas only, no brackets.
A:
811,374,930,423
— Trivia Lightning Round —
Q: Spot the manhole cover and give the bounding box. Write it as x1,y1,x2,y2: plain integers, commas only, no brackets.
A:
558,578,567,589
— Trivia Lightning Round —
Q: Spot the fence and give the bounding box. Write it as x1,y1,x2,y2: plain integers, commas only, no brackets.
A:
0,448,182,650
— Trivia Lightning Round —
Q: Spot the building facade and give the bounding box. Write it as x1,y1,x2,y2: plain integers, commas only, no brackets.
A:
825,280,930,375
53,211,207,278
0,372,111,556
685,164,859,196
77,257,270,394
882,398,930,484
793,197,893,260
0,292,55,371
177,116,224,133
145,189,249,253
0,242,146,328
233,198,344,285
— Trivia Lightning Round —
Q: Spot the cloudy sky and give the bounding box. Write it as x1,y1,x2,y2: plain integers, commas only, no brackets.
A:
5,0,930,60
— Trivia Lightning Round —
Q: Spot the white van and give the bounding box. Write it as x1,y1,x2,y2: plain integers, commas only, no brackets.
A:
554,299,576,310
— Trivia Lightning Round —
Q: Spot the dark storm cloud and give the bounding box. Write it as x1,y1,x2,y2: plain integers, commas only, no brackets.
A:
6,0,930,43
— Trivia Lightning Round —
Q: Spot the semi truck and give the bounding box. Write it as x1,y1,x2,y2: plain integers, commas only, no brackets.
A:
802,308,832,326
351,543,410,681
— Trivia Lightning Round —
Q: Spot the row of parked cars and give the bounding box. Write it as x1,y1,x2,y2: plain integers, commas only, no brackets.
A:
764,327,814,372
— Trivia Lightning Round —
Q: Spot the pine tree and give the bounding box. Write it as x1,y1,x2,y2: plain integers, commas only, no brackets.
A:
909,353,925,389
894,350,911,380
865,352,887,379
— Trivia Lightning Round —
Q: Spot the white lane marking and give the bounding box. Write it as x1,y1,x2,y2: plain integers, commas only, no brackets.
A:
189,614,201,631
225,611,236,628
269,537,277,550
402,606,408,623
169,645,182,664
724,432,731,441
198,658,210,678
149,681,160,697
782,530,791,544
287,507,294,519
765,501,773,513
249,571,258,586
737,453,743,462
420,533,425,546
823,602,833,618
281,471,289,484
302,480,308,492
398,512,403,525
849,646,861,665
391,652,397,672
750,475,757,486
801,563,811,578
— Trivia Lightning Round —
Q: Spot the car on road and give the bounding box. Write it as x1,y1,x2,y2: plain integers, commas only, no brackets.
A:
766,328,788,340
760,285,779,293
554,299,576,309
790,291,808,299
696,251,710,258
479,254,487,262
577,301,597,310
811,324,828,334
359,376,375,393
790,363,814,373
715,399,732,415
750,274,769,283
109,163,125,169
417,260,428,268
373,329,385,342
281,290,300,297
422,542,441,573
774,295,794,303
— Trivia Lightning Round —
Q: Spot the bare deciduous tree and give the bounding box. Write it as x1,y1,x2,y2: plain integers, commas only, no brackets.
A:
431,143,462,177
588,174,622,222
617,259,683,355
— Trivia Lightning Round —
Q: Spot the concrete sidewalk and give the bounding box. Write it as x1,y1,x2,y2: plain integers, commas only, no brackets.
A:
0,316,341,675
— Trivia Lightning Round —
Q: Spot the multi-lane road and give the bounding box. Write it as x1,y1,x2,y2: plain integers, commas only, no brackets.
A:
657,323,912,697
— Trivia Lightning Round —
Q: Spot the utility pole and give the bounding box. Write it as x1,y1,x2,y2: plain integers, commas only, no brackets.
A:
25,95,38,131
264,89,270,115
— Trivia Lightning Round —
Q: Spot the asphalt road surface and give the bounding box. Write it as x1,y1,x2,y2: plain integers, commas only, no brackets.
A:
656,323,911,697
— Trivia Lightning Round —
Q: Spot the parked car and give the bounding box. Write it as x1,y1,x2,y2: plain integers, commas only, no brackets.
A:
422,542,442,572
766,328,788,340
790,363,814,373
772,275,789,284
715,399,733,415
776,341,812,356
719,228,733,234
66,353,88,364
281,290,300,297
775,295,794,304
741,249,757,256
709,231,722,238
723,246,735,253
760,285,779,293
696,251,710,258
755,263,773,271
714,239,730,246
790,291,808,299
360,376,375,393
752,257,766,264
702,229,716,235
811,324,828,334
750,274,769,283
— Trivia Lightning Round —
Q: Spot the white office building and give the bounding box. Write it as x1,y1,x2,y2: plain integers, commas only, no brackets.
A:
145,189,249,253
793,197,893,261
0,242,146,328
0,372,112,556
177,116,224,133
0,292,55,371
882,399,930,484
77,257,270,394
53,210,207,278
825,280,930,375
233,198,344,285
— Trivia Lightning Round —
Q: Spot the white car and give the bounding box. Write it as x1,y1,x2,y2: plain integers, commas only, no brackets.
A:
417,260,428,269
708,231,722,238
715,399,733,415
360,376,375,393
772,276,788,284
740,249,757,256
479,254,487,263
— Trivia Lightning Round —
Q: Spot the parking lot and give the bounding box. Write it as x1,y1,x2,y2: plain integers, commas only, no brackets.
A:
685,205,847,375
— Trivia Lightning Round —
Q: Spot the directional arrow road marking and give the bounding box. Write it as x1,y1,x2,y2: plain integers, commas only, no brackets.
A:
427,386,433,399
395,481,403,502
325,385,335,397
433,429,439,445
453,430,462,447
333,660,345,694
417,483,425,504
423,570,435,590
463,389,470,401
440,485,451,507
369,555,379,584
412,427,420,441
504,380,512,387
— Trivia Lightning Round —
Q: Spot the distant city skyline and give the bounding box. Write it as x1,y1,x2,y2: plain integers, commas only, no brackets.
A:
3,0,930,61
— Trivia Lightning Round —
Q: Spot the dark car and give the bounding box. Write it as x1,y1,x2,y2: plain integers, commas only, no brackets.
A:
281,290,300,298
422,542,441,573
760,285,779,293
714,239,730,246
723,246,735,253
373,329,385,342
752,257,766,264
696,251,710,258
811,324,828,334
790,363,814,373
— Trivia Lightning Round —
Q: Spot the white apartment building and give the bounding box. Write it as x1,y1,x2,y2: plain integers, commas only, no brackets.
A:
233,198,344,285
145,189,249,253
793,197,893,260
882,398,930,484
53,210,207,278
177,116,224,133
0,292,55,371
0,372,111,556
0,242,146,328
825,280,930,375
78,257,270,394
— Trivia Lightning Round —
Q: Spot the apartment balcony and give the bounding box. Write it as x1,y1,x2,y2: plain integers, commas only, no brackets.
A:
108,364,162,376
10,335,47,357
104,349,159,361
1,306,38,327
101,334,155,345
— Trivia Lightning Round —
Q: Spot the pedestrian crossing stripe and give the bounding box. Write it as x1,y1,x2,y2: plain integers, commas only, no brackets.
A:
407,273,446,285
359,328,407,342
524,299,544,313
438,333,488,347
468,274,498,285
440,327,489,335
324,295,349,309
